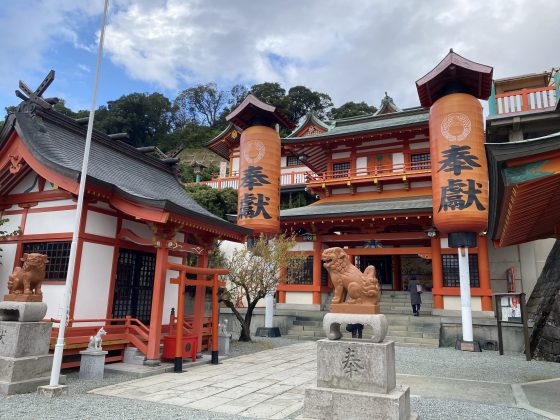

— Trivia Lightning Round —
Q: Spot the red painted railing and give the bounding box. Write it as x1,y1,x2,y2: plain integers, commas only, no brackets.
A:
49,316,150,368
495,85,557,115
306,160,431,183
198,170,309,189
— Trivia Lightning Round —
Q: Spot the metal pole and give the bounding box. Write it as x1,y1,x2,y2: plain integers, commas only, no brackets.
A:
520,293,531,361
458,246,473,342
49,0,109,386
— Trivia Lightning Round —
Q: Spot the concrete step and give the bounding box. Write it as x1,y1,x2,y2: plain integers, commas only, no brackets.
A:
385,335,439,346
293,320,322,327
283,334,320,341
123,347,146,365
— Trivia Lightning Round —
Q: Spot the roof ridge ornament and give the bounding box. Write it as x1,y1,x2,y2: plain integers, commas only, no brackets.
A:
15,70,59,112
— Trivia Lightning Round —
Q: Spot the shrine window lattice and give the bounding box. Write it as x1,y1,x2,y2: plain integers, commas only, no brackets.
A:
410,153,431,170
22,241,71,281
333,161,351,178
286,156,301,167
442,254,480,288
286,256,329,286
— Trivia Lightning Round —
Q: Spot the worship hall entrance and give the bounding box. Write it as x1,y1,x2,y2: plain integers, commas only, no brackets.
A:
111,248,157,325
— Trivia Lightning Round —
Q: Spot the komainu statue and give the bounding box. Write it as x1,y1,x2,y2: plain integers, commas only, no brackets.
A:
322,247,380,313
5,253,48,302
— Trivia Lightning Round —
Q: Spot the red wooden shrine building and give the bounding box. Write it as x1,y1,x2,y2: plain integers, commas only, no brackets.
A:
0,92,250,366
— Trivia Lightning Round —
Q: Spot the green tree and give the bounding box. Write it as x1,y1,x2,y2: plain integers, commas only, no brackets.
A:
250,82,287,109
328,101,377,120
94,92,174,147
184,184,238,220
219,234,305,341
286,85,333,122
174,83,227,128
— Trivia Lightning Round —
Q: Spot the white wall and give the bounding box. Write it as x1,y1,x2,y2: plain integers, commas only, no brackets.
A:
85,210,118,238
488,242,521,293
518,238,555,298
35,199,75,208
292,242,314,252
285,291,313,305
0,243,17,297
73,242,115,324
220,240,245,259
356,156,368,175
444,296,482,311
122,219,151,239
43,284,66,319
231,157,240,174
1,213,22,234
162,255,183,322
25,210,76,234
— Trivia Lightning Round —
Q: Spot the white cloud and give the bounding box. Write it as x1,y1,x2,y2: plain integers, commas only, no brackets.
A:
100,0,559,108
1,0,558,111
0,1,103,95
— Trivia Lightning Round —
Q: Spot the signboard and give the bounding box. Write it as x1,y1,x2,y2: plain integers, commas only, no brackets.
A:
500,296,522,323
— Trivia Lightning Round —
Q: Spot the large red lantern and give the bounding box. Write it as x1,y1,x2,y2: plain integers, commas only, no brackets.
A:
226,94,295,237
430,93,489,235
237,125,281,235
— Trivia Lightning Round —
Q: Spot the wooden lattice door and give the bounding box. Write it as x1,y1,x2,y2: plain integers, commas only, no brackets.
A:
112,248,156,325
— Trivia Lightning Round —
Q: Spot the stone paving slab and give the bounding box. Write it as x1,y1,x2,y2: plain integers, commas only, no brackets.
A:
90,341,560,419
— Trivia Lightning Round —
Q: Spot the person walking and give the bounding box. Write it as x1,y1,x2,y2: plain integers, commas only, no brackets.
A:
408,276,422,316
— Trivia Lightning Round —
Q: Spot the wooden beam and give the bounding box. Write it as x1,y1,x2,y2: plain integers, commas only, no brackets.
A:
344,247,432,256
319,232,428,242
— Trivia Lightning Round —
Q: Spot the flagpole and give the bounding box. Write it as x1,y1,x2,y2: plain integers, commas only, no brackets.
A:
49,0,109,387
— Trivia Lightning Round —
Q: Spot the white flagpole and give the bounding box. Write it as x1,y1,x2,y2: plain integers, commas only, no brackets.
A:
49,0,109,387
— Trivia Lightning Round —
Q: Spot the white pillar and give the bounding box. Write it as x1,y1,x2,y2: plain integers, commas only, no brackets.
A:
264,292,274,328
458,247,474,342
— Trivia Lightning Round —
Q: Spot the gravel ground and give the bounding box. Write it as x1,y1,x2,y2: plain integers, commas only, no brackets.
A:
394,346,560,383
1,338,558,419
227,336,301,358
410,397,547,420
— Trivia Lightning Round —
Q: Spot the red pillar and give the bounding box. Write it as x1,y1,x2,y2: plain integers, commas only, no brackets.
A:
194,253,208,352
146,245,169,362
278,291,286,304
431,237,444,309
477,235,492,311
312,241,322,305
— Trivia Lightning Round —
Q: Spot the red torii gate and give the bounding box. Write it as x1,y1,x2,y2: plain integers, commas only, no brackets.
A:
168,262,228,372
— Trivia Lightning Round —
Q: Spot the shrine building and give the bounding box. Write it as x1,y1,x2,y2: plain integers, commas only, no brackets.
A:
0,95,250,367
203,53,560,317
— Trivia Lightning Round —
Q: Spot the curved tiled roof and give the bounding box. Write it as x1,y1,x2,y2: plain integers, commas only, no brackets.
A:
1,102,250,237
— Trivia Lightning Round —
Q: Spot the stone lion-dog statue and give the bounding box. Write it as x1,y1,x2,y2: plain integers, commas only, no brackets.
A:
6,253,48,300
322,247,380,308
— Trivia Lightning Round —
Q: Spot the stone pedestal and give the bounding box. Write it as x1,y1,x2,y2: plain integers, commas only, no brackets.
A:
303,339,417,420
0,321,54,395
79,349,108,380
218,331,231,355
0,301,47,322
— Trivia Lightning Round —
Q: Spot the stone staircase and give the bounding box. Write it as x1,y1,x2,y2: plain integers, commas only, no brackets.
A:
284,292,441,347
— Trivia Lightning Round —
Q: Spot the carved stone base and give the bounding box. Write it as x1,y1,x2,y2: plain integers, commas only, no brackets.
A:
303,339,416,420
0,302,47,322
323,313,388,342
3,294,42,303
330,303,379,314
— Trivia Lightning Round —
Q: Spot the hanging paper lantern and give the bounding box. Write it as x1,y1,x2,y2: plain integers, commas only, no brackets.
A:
430,93,489,234
237,125,281,235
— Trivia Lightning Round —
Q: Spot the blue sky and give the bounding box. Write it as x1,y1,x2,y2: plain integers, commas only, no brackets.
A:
1,0,558,116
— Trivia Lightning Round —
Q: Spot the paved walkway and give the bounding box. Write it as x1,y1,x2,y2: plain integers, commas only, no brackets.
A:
90,341,560,419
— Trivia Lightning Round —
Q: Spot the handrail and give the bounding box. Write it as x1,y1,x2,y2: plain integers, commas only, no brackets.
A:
494,85,557,115
307,160,431,182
